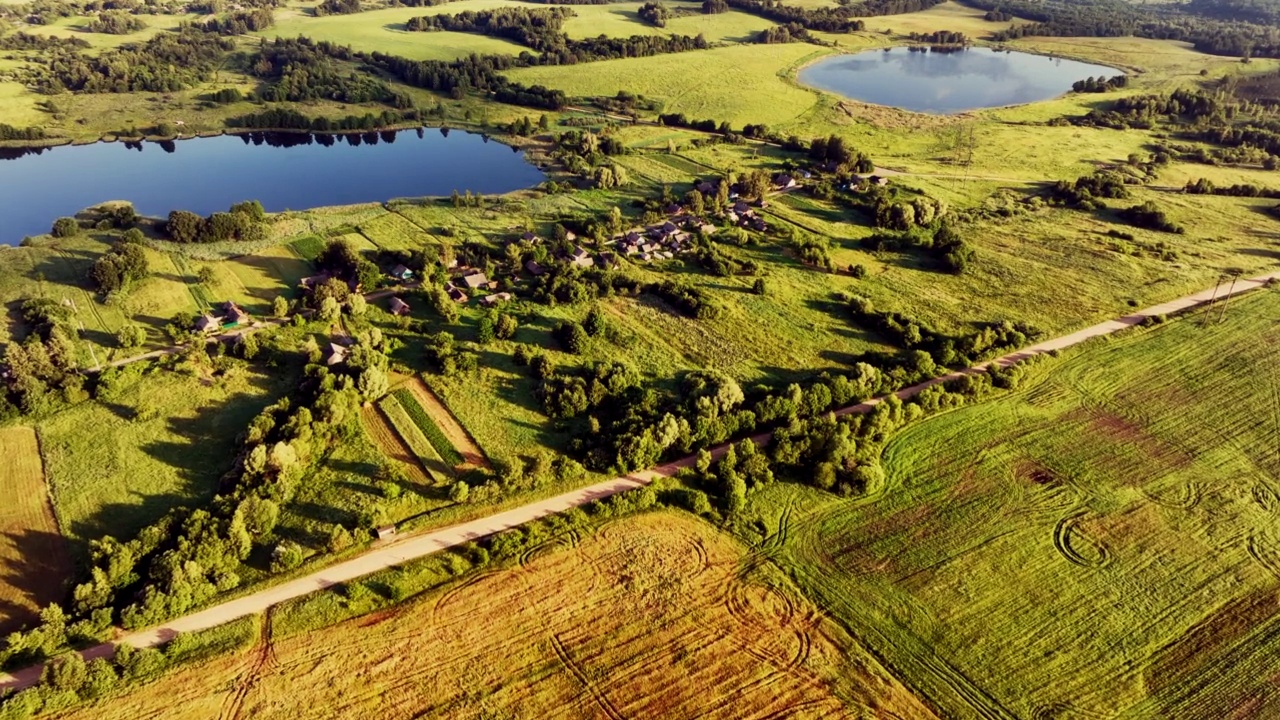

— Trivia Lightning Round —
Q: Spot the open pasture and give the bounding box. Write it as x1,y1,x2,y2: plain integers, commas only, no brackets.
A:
506,43,831,127
0,427,70,633
16,13,195,51
58,511,936,719
261,5,528,61
37,362,294,550
772,288,1280,719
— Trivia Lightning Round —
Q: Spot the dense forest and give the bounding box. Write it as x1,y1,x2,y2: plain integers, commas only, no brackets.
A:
960,0,1280,58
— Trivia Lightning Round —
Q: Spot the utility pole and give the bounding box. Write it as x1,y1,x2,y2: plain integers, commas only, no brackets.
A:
1216,273,1240,324
1199,274,1223,328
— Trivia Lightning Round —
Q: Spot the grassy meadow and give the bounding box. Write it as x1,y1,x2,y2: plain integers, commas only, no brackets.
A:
758,288,1280,719
37,361,296,550
55,511,937,719
0,427,69,633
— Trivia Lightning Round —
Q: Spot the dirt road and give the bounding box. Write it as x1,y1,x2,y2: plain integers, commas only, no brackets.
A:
2,270,1274,692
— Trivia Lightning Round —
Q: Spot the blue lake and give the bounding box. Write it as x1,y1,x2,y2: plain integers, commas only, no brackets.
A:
0,129,546,244
797,46,1121,114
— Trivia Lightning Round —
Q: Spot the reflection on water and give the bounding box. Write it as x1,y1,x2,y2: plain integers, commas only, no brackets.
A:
0,129,545,244
798,47,1121,114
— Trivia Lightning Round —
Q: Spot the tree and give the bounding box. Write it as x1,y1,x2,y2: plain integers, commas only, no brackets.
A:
234,496,279,538
495,313,518,340
583,306,607,337
197,266,216,285
752,278,766,295
554,320,589,353
272,296,290,318
318,296,341,323
165,210,202,244
347,294,367,317
51,217,80,238
357,364,389,401
270,541,305,573
116,325,146,349
449,481,470,503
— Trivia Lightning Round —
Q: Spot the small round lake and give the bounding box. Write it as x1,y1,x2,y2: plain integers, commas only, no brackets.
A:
797,47,1121,114
0,129,547,244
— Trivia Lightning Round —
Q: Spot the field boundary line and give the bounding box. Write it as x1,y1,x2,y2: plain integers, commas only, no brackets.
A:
1,271,1276,693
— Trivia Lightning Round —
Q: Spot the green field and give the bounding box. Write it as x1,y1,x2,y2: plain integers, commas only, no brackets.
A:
38,361,295,550
507,43,832,127
260,5,528,61
764,288,1280,719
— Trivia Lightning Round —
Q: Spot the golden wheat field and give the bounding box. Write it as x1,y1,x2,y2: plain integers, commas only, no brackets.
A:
56,512,935,719
0,427,70,633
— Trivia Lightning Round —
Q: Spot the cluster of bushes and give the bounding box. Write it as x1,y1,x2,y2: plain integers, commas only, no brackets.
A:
226,107,414,132
791,234,835,272
1071,74,1128,93
645,280,720,319
538,358,639,419
872,195,948,231
530,265,643,306
15,30,232,93
1118,201,1185,233
247,38,412,107
315,0,361,14
756,22,817,44
688,240,759,277
164,201,268,244
1046,171,1130,209
423,331,478,376
845,293,1037,366
90,230,150,296
313,238,384,295
638,1,671,26
908,30,967,44
861,223,973,273
1184,177,1280,197
85,11,147,34
199,7,275,34
0,299,84,418
0,123,47,142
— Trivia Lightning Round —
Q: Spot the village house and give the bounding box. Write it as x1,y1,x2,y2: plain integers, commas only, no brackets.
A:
196,301,250,335
299,273,330,290
388,297,411,316
479,292,513,307
773,173,797,190
389,264,414,282
521,231,541,244
525,259,545,276
325,343,348,366
461,271,489,289
445,284,468,303
569,246,594,269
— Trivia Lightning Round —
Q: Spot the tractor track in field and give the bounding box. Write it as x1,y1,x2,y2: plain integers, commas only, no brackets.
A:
3,272,1278,697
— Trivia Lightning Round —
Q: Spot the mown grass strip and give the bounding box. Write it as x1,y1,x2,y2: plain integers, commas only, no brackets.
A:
289,235,326,261
378,396,453,482
391,389,464,467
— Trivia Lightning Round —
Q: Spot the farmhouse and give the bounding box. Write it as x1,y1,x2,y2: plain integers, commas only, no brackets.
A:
325,343,348,366
195,314,220,334
773,173,797,190
525,259,545,276
461,272,489,289
569,247,595,269
388,297,411,316
521,231,541,244
445,284,468,303
479,292,513,307
389,264,414,282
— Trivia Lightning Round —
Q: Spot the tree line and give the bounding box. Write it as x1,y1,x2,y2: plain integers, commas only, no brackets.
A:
164,201,269,244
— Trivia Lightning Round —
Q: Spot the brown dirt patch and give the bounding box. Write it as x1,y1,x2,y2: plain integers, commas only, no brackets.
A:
0,427,71,633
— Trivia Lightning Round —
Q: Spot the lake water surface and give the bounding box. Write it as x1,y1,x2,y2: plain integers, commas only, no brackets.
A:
797,47,1120,114
0,129,546,244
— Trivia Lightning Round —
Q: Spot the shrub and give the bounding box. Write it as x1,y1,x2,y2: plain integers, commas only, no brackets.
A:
51,217,79,238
